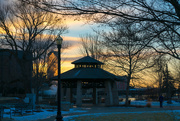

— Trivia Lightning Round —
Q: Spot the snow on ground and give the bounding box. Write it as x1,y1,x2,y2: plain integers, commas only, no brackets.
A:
2,100,180,121
3,108,87,121
119,100,180,106
43,85,57,95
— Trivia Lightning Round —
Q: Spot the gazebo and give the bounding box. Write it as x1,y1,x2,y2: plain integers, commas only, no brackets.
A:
53,56,122,107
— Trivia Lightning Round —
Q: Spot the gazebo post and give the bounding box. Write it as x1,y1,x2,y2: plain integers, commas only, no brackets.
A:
70,88,73,103
66,88,71,102
93,87,97,104
112,81,119,105
105,81,113,106
76,80,82,107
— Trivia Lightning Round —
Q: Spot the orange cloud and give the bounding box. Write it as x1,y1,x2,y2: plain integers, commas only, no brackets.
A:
60,35,84,72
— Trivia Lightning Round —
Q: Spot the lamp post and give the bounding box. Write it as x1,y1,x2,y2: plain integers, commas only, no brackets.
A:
55,34,63,121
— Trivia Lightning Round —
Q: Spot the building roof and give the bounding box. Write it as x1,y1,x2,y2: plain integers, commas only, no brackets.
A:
52,67,123,81
48,51,58,57
71,56,104,65
0,49,32,60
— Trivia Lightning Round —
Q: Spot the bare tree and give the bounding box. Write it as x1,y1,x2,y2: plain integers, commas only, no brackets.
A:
79,34,103,60
0,1,67,93
33,41,70,103
101,20,155,106
21,0,180,60
150,55,169,96
32,48,55,104
162,64,176,103
22,0,180,24
170,58,180,97
170,59,180,83
33,58,47,103
145,22,180,60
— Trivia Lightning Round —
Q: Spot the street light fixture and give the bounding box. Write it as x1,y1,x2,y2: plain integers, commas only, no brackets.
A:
55,34,63,121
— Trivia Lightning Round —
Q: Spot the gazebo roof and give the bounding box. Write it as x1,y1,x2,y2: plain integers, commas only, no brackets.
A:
71,56,104,65
52,67,122,81
52,56,124,81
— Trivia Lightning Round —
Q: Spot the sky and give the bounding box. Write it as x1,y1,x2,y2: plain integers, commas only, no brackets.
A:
59,19,100,72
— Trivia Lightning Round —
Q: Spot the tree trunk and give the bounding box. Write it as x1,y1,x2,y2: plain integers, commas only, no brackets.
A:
35,62,39,104
125,55,132,106
125,75,131,106
36,90,39,104
18,59,33,93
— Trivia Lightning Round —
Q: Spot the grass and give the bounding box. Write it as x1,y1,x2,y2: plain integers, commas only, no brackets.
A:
69,112,180,121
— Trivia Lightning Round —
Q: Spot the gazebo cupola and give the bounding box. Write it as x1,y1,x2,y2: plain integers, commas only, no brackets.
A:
72,56,104,69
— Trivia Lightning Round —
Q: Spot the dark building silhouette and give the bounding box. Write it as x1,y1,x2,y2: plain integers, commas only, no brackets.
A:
0,49,32,96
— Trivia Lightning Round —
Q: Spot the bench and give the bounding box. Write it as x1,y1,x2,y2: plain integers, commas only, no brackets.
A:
14,103,33,116
0,105,12,120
